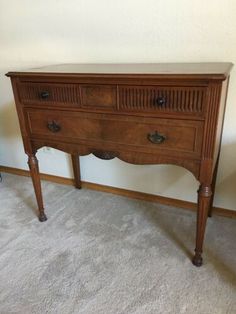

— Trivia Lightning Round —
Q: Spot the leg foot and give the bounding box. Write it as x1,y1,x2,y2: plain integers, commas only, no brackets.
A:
192,252,203,267
38,213,47,222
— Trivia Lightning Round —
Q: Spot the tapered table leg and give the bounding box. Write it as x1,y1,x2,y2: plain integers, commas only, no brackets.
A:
71,154,81,189
28,154,47,222
192,184,212,266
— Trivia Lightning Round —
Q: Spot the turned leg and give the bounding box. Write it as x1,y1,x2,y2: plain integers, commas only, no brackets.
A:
28,154,47,222
192,184,212,267
208,155,220,217
71,154,81,189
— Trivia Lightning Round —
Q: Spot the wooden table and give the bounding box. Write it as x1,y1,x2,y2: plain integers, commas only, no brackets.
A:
7,63,233,266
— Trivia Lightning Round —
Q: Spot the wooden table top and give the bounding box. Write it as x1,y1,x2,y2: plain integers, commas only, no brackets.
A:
6,62,233,80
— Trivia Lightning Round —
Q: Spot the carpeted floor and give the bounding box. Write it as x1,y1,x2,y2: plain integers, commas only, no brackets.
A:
0,173,235,314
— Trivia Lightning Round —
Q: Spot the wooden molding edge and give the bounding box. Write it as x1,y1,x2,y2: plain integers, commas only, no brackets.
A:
1,165,236,219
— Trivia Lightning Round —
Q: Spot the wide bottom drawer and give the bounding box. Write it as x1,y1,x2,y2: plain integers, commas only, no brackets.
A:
26,109,203,156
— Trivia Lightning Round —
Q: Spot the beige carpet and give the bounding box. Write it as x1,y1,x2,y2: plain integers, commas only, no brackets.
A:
0,173,235,314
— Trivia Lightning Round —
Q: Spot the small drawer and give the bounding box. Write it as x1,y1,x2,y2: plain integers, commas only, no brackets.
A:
26,109,203,156
80,84,117,109
118,85,206,116
17,82,80,107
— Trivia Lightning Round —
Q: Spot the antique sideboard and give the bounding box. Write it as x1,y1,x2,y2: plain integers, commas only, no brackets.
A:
6,63,233,266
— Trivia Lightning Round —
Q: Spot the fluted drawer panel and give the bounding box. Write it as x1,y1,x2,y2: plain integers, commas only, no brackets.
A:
18,82,81,107
118,86,206,115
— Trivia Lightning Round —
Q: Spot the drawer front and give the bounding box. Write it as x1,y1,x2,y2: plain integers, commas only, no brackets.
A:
80,84,117,109
118,85,206,116
26,110,203,156
18,82,80,107
18,82,206,117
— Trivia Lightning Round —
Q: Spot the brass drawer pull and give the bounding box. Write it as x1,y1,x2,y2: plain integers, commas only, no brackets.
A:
148,131,166,144
156,96,166,107
40,91,50,99
47,120,61,133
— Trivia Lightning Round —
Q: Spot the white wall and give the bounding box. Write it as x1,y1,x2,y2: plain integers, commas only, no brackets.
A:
0,0,236,210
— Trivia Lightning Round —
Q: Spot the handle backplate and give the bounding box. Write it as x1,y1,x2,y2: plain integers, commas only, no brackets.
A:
147,131,166,144
47,120,61,133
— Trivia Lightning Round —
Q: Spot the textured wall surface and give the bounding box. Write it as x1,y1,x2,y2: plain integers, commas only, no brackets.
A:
0,0,236,210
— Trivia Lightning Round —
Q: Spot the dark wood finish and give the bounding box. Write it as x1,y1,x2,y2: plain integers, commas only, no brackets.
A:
80,84,117,109
71,154,81,189
6,62,233,266
7,62,233,78
193,184,212,266
27,155,47,222
26,109,203,157
208,153,220,217
18,81,81,107
118,85,206,116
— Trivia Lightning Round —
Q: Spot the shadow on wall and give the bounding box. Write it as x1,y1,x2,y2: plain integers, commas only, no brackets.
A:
0,100,24,166
0,101,21,139
215,141,236,209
